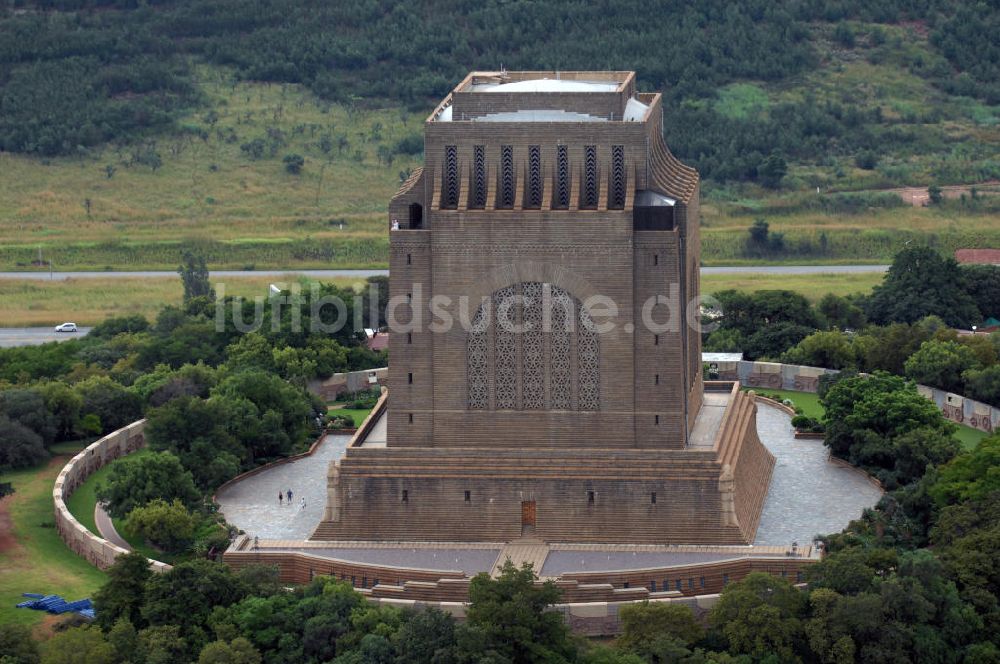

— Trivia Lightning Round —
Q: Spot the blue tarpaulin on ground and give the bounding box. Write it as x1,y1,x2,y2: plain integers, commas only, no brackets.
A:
15,593,94,618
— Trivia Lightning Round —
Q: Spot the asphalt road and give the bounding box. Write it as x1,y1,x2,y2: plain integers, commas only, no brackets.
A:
0,327,93,348
0,264,889,281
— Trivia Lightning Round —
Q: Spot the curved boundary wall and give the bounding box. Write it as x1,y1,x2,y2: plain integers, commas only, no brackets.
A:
714,360,999,434
53,420,171,573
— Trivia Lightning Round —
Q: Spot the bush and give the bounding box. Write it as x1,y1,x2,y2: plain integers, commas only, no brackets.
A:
0,415,48,471
96,451,201,519
124,499,196,553
283,154,305,174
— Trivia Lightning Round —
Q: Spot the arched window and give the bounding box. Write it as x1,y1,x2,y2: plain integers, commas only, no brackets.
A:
467,282,600,411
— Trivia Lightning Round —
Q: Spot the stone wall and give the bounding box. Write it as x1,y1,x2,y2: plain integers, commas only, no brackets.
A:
53,420,171,573
711,360,999,433
307,368,388,402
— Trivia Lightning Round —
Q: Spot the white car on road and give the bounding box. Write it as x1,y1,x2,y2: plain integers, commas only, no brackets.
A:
54,322,78,333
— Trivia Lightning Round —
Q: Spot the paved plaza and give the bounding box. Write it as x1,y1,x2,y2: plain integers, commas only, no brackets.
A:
751,402,883,545
218,400,882,567
216,433,352,540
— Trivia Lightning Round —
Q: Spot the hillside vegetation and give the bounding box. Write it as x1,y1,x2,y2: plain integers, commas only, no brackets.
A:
0,0,997,270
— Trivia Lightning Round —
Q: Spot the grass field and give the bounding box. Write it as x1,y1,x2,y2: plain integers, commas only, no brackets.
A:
0,27,997,272
0,274,362,327
0,271,883,327
701,272,883,300
0,448,108,629
749,386,989,450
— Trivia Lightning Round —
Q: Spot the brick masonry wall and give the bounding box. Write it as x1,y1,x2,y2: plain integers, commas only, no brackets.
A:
53,420,171,573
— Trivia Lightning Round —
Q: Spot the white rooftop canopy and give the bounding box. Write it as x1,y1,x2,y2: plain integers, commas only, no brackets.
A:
470,79,619,93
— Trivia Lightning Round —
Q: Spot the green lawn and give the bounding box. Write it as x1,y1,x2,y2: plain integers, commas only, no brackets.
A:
0,449,108,627
329,407,373,427
744,387,824,419
746,386,989,449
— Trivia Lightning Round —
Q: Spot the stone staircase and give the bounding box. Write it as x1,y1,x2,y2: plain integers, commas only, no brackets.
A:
492,538,551,578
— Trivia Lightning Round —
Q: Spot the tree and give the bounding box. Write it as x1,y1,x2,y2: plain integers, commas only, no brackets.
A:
142,560,251,651
962,365,1000,406
106,619,139,664
0,623,40,664
929,436,1000,507
0,388,57,445
178,250,215,303
758,153,787,188
124,499,196,552
745,322,814,360
93,552,153,630
391,608,458,663
904,340,981,393
961,265,1000,321
283,153,304,174
35,382,82,441
818,293,866,330
782,330,857,370
821,372,958,487
95,451,200,519
458,561,576,663
709,572,806,662
75,376,143,434
40,626,114,664
928,184,943,205
617,601,704,658
197,638,262,664
866,248,981,328
145,396,243,489
0,415,48,470
136,626,189,664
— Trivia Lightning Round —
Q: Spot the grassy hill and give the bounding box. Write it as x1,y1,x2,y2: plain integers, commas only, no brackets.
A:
0,2,997,271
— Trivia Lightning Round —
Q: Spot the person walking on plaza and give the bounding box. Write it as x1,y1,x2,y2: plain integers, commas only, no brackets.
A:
300,497,306,510
278,492,283,506
287,489,293,503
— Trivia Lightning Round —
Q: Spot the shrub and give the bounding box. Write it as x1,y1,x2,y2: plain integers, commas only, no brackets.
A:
124,499,196,553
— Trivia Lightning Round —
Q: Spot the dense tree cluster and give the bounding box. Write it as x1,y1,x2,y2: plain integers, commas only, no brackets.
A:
1,0,995,182
705,248,1000,406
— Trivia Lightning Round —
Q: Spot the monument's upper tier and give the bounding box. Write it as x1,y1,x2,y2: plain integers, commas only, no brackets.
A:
431,70,653,124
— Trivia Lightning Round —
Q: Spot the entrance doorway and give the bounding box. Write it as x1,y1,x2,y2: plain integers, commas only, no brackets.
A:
521,500,536,535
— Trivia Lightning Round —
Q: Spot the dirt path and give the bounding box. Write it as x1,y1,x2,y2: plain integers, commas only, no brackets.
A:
0,498,17,554
842,181,1000,207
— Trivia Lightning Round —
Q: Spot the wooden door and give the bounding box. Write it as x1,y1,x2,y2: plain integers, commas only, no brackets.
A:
521,501,536,527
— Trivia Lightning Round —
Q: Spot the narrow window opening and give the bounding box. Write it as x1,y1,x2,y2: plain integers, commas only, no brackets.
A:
675,580,682,591
406,293,412,302
406,253,412,265
654,334,659,345
723,574,730,586
582,145,598,208
408,413,413,423
655,374,659,385
401,490,408,503
650,580,657,592
587,491,595,505
654,254,659,266
443,146,458,208
464,490,471,502
554,145,569,209
407,332,412,344
499,145,514,208
700,576,706,588
655,415,660,425
610,145,625,209
526,146,542,208
623,581,630,589
408,372,413,384
471,145,487,208
408,203,423,229
651,492,657,504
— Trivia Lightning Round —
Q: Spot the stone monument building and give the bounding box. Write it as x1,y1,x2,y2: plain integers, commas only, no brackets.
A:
314,71,773,544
